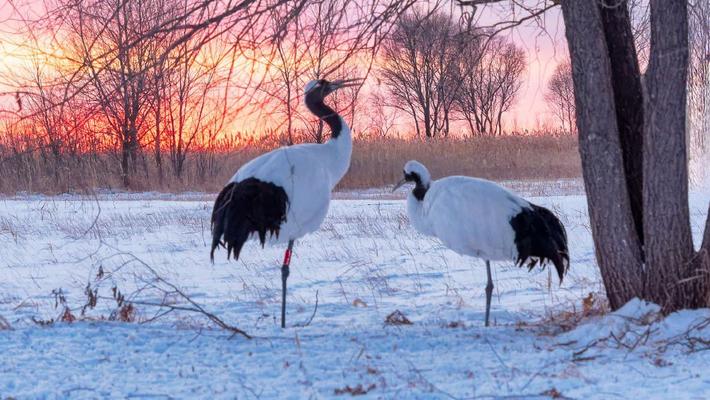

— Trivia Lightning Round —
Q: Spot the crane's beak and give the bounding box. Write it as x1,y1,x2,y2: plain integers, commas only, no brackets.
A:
392,178,407,192
331,78,363,91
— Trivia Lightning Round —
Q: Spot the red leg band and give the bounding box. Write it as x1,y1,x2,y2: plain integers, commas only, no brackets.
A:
283,248,292,266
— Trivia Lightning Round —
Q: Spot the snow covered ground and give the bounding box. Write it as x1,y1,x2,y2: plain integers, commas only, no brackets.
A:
1,187,709,399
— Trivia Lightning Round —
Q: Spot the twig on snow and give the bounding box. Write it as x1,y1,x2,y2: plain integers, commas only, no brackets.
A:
293,289,319,327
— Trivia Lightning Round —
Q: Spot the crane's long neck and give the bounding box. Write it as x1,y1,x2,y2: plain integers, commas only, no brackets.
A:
407,173,428,201
407,187,432,236
307,100,344,139
306,96,352,185
412,181,428,201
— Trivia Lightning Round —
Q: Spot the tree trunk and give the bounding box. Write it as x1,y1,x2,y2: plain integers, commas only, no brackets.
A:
562,0,710,311
699,206,710,304
423,109,432,138
562,0,644,309
599,2,645,249
642,0,701,309
698,205,710,298
154,101,163,186
121,137,130,188
286,85,294,146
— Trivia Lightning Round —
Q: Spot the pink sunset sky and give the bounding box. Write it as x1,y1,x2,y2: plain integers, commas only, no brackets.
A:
0,1,569,132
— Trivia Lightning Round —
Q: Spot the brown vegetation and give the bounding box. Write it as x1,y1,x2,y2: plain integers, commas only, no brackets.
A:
0,133,580,194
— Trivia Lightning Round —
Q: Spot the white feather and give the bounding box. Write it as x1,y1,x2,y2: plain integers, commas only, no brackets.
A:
230,118,352,242
404,162,529,261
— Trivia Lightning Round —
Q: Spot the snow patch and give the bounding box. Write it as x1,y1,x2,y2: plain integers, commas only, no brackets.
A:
1,192,709,398
558,298,661,345
560,297,710,355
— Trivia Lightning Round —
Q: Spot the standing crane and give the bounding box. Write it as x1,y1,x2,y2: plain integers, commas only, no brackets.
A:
393,160,569,326
211,78,360,328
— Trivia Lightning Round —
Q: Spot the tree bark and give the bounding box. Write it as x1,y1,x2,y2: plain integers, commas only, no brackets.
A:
642,0,701,309
561,0,644,309
599,2,645,250
121,137,130,188
154,103,163,186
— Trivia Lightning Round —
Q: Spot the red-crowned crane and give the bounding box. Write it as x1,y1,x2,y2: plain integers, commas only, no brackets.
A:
393,160,569,327
211,78,360,328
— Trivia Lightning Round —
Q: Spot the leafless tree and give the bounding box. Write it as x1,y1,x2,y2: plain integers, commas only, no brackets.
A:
455,35,525,136
261,5,309,145
161,41,227,180
2,0,417,188
687,0,709,186
544,61,576,133
57,0,165,187
448,0,710,311
627,0,651,69
379,10,463,138
559,0,710,311
362,84,399,138
258,0,370,145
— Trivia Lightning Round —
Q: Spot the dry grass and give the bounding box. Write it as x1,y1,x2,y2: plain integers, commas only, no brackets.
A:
0,134,580,194
343,135,580,189
0,314,11,330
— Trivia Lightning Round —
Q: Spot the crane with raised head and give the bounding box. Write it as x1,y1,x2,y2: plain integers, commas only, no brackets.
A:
211,78,360,328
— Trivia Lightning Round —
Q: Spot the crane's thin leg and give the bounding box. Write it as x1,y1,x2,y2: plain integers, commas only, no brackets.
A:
484,260,493,327
281,240,294,329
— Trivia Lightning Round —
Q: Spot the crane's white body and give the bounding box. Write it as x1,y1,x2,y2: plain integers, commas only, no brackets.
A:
398,160,568,327
407,175,530,261
213,78,359,329
230,119,351,242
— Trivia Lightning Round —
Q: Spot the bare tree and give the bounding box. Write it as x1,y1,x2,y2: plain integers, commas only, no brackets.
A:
258,0,371,145
446,0,710,311
379,10,462,138
455,35,525,136
58,0,164,187
559,0,710,311
161,41,227,180
628,0,651,69
544,61,576,133
687,0,709,187
261,5,309,145
0,0,418,192
362,85,399,138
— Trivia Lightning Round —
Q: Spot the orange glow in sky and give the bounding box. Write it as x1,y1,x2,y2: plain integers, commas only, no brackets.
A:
0,2,569,134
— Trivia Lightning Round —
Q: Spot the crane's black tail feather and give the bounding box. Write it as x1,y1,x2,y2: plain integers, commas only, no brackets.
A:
211,178,288,262
509,204,569,282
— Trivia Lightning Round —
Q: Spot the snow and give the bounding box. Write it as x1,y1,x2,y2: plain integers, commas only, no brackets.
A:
1,188,709,399
558,298,662,347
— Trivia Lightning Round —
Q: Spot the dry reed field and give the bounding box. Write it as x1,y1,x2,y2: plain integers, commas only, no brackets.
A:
0,134,580,194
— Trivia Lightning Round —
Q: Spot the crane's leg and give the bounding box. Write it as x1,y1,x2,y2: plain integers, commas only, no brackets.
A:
484,260,493,327
281,240,294,328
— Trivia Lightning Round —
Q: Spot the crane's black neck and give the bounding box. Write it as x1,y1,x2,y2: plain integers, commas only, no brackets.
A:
406,171,428,201
412,185,428,201
305,92,343,139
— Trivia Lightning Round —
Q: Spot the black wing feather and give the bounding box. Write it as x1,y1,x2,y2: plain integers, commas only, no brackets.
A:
509,204,569,282
210,178,289,261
